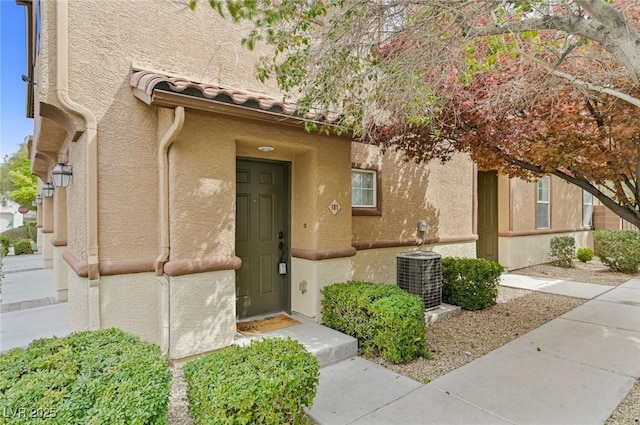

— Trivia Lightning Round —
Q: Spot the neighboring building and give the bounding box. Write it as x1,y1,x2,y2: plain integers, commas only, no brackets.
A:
20,0,476,360
477,172,595,270
0,199,27,233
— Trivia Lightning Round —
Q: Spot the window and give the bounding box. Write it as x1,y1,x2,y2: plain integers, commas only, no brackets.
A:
583,190,594,227
536,176,550,229
351,165,382,215
352,169,376,207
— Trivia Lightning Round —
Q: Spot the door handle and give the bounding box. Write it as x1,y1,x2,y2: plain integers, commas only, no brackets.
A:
277,231,284,240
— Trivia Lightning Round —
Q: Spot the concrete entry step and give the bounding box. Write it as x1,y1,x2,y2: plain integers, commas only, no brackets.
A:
234,313,358,367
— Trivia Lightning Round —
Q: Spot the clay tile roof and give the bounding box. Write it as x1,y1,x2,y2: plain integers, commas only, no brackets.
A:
130,69,341,125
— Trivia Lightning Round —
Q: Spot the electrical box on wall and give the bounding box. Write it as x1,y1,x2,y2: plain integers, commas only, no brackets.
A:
418,220,428,233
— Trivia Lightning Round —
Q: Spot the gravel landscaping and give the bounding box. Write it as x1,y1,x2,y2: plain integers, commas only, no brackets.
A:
372,261,639,425
370,287,586,383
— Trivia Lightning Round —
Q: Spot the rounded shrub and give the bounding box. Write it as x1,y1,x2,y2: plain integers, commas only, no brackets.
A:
0,328,172,424
442,257,503,311
576,247,594,263
183,337,319,425
13,239,33,255
321,281,427,363
549,236,576,268
593,230,640,274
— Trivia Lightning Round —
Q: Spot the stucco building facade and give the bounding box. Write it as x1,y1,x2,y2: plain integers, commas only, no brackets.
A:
20,0,609,361
21,0,478,360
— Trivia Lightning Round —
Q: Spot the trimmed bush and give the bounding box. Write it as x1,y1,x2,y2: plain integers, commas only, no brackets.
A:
0,235,9,257
593,230,640,274
549,236,575,268
13,239,33,255
0,328,171,424
321,281,426,363
576,247,594,263
442,257,503,311
183,337,318,425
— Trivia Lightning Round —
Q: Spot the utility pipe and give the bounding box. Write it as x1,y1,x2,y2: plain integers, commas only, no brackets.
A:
156,106,185,356
57,0,100,329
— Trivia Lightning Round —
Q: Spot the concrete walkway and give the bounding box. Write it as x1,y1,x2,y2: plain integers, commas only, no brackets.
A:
2,255,639,424
0,254,70,353
309,278,640,425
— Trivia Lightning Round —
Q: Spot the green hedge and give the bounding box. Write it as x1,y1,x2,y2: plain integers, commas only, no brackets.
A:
321,281,426,364
593,230,640,274
549,236,575,268
183,337,318,425
442,257,503,311
13,239,33,255
0,328,171,425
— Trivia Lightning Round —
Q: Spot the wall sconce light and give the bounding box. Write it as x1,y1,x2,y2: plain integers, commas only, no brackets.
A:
35,195,42,204
52,162,73,188
42,182,55,197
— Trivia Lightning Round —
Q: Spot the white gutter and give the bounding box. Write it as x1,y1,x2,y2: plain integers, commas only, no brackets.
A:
56,0,100,329
156,106,185,355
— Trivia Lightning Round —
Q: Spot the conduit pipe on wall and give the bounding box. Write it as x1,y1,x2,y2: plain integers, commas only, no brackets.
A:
57,0,100,329
156,106,185,355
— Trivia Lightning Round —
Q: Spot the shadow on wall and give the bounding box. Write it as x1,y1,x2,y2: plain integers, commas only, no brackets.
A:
353,148,441,242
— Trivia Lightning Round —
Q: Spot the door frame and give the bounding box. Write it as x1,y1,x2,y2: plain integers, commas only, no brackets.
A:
235,157,292,317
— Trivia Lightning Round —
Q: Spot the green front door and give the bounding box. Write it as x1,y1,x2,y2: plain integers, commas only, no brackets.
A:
477,171,499,262
235,159,289,319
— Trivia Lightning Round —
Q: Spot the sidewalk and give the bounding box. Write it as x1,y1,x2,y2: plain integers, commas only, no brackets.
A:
0,254,71,353
310,278,640,425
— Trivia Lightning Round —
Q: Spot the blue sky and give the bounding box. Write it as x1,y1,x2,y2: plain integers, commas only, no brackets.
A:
1,1,34,161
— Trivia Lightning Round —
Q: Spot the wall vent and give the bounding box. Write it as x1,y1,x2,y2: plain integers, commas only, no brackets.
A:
396,251,442,310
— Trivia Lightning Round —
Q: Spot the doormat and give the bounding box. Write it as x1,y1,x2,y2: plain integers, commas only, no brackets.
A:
237,314,301,336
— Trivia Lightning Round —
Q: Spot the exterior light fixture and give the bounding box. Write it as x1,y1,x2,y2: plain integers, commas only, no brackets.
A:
35,195,42,204
52,162,73,187
257,146,275,152
42,182,55,197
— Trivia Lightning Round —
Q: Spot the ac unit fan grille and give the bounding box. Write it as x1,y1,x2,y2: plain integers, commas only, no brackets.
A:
396,251,442,310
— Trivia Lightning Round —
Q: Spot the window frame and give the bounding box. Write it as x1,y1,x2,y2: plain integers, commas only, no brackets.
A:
351,163,382,216
536,176,550,229
582,190,594,227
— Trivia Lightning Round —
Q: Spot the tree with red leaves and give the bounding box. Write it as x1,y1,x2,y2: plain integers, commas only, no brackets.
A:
192,0,640,226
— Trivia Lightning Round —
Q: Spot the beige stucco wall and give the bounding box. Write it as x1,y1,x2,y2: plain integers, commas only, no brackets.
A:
495,174,590,269
67,270,90,331
351,145,474,243
506,175,585,232
99,274,161,345
170,111,352,259
291,257,353,320
352,242,476,284
53,246,69,301
169,271,236,360
36,0,288,265
500,231,592,271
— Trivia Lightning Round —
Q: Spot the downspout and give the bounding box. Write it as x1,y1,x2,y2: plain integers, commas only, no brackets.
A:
57,0,100,329
156,106,185,355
